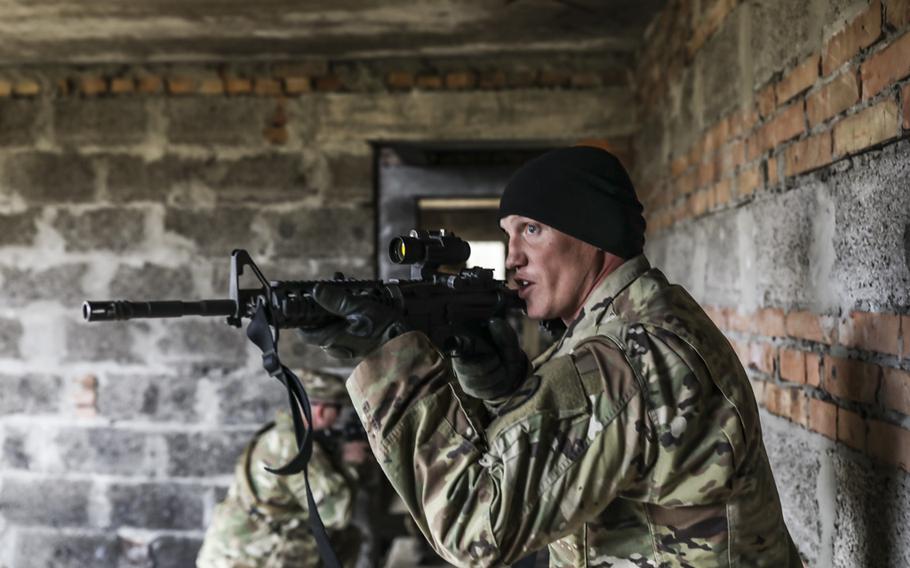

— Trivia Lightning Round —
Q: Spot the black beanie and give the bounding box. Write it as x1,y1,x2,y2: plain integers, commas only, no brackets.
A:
499,146,646,259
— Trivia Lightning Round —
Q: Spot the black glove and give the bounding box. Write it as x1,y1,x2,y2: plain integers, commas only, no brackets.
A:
451,318,529,401
298,284,410,360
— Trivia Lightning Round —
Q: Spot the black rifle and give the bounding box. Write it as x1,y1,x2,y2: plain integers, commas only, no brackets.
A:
82,229,521,567
83,229,521,353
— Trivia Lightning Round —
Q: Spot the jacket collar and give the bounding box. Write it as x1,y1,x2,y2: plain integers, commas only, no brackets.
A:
537,255,651,363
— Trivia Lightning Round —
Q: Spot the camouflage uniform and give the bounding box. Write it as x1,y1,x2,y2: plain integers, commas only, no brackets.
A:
347,256,801,567
197,371,360,568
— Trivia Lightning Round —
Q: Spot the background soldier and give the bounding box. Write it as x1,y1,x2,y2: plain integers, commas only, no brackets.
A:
196,369,366,568
298,146,802,566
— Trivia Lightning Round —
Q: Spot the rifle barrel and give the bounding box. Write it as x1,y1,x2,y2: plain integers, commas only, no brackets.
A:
82,299,237,322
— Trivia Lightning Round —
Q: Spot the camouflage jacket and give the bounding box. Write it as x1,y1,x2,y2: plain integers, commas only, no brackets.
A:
196,412,359,568
347,255,801,567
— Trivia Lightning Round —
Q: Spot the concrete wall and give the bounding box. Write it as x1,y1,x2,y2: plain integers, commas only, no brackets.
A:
634,1,910,565
0,58,635,566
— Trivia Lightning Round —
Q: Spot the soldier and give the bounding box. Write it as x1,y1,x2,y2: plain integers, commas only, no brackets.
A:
299,146,802,566
196,369,365,568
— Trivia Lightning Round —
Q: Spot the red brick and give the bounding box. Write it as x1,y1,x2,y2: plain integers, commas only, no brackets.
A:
833,98,900,156
283,76,311,94
746,131,765,161
137,75,163,94
740,108,760,133
867,419,910,472
414,74,441,89
861,31,910,98
676,170,698,197
538,69,570,87
386,71,415,90
272,61,328,77
687,139,705,168
0,81,10,97
736,163,763,197
784,131,833,177
756,83,778,118
197,78,225,95
755,307,787,337
727,108,755,139
671,155,689,177
697,159,716,189
790,390,810,426
748,342,776,374
254,78,282,96
446,71,477,89
837,407,867,451
570,72,601,88
823,0,882,76
224,77,252,94
13,80,40,96
79,76,107,96
763,382,785,416
825,355,882,403
881,367,910,415
714,178,732,207
315,75,343,91
703,118,730,155
777,55,820,103
806,353,822,387
809,398,837,439
110,77,135,95
166,77,195,95
479,70,507,89
726,309,753,333
786,310,831,342
761,102,806,149
886,0,910,28
689,188,712,217
720,140,746,176
780,348,807,383
904,83,910,129
807,70,860,125
839,311,902,355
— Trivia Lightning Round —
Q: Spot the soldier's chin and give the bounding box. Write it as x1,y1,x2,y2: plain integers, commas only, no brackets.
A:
525,301,549,321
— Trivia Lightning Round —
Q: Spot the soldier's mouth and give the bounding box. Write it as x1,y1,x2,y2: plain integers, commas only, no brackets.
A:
516,280,534,298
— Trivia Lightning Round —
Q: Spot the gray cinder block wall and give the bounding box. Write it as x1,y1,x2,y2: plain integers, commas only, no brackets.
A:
0,58,635,566
633,0,910,566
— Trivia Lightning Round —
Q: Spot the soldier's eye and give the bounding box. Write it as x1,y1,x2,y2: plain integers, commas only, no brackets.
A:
526,224,540,235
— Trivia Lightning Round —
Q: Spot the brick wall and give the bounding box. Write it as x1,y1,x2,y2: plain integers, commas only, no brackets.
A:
0,56,635,567
634,0,910,565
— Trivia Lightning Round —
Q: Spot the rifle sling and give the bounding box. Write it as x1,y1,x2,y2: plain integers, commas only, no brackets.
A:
246,300,342,568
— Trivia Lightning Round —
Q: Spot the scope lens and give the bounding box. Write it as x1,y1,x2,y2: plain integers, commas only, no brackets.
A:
389,237,409,264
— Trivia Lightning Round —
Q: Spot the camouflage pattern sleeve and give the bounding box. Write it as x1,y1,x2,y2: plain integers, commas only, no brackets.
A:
347,331,648,567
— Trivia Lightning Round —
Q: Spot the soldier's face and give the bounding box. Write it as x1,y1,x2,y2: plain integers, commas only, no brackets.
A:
500,215,608,322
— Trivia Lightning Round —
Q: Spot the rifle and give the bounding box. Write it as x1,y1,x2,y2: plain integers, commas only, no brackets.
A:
83,229,521,353
81,229,521,567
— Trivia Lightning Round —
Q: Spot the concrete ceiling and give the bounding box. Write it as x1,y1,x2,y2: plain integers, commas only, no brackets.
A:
0,0,666,65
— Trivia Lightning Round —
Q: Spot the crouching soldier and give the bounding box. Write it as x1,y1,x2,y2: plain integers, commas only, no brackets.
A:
197,369,366,568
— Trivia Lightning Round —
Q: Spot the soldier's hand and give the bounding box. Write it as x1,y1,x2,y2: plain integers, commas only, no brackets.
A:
451,318,529,401
298,284,410,360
